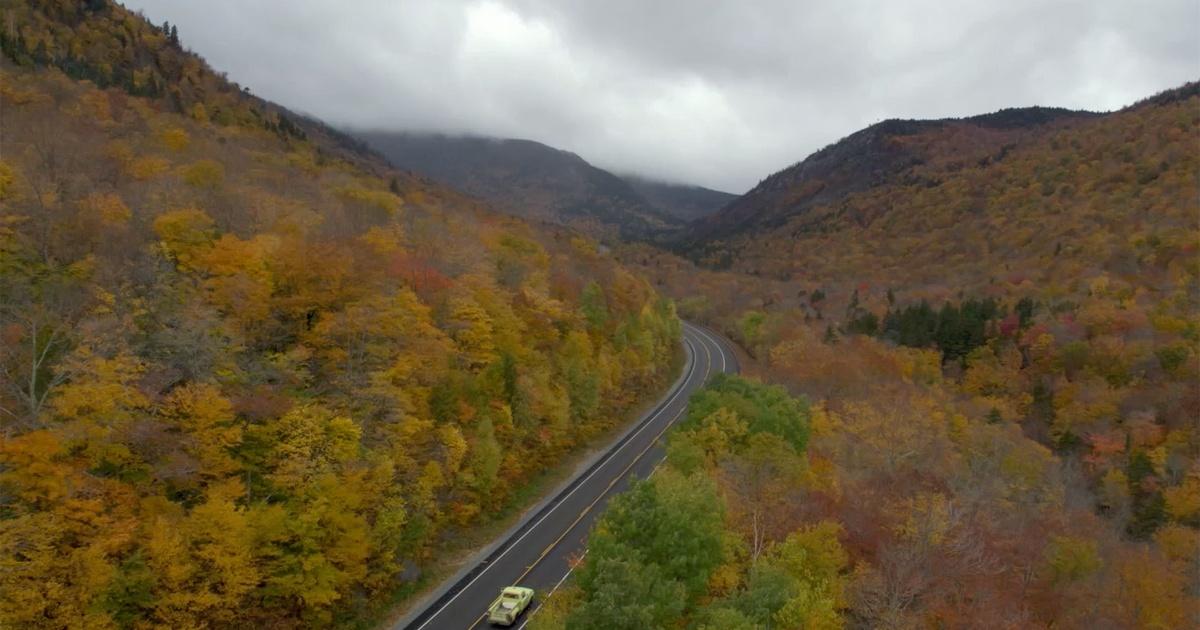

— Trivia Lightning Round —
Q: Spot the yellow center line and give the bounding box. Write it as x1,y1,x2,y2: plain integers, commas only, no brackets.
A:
466,329,713,630
514,404,687,584
513,329,714,582
697,326,714,380
465,408,687,630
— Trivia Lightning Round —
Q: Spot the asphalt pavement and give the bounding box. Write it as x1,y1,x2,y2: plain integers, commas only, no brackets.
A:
395,321,739,630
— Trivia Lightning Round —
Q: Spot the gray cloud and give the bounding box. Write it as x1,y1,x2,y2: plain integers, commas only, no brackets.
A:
125,0,1198,192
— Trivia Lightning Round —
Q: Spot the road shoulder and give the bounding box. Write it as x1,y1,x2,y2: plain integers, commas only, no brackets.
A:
384,333,696,630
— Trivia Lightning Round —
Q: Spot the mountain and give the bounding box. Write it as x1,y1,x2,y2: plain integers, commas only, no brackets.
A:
681,106,1102,257
677,87,1200,290
355,131,731,240
622,174,737,222
599,83,1200,629
649,83,1200,532
0,2,680,628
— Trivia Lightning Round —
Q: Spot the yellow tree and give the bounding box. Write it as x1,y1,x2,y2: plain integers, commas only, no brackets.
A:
0,430,138,628
49,345,149,470
145,480,259,627
160,382,243,484
446,295,498,371
768,522,848,630
262,404,361,493
194,233,276,339
152,207,216,269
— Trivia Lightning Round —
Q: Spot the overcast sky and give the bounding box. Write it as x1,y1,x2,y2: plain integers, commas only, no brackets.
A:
126,0,1197,193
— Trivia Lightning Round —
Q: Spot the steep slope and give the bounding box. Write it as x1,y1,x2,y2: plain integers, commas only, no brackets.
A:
593,83,1200,629
0,0,387,169
682,106,1100,258
622,174,736,222
0,2,680,628
356,131,692,240
662,83,1199,481
679,91,1199,291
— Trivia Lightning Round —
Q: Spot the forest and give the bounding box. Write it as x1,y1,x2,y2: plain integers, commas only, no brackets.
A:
536,352,1195,628
0,1,679,627
596,80,1199,628
0,1,1196,629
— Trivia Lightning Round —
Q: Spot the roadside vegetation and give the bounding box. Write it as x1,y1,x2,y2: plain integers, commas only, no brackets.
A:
0,2,679,627
603,82,1199,628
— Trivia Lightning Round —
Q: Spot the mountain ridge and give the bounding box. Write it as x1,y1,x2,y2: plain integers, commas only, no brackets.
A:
0,3,682,628
354,130,734,240
681,104,1105,253
621,173,738,222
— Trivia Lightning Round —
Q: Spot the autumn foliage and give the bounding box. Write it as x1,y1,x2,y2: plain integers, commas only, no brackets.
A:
0,4,679,627
613,82,1200,627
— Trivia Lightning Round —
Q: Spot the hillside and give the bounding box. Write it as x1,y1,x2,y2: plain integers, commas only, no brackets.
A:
682,89,1199,294
614,174,735,223
558,84,1200,629
356,132,729,240
682,106,1101,259
0,2,680,628
658,82,1199,491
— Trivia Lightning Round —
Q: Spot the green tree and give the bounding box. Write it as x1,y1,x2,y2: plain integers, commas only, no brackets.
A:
569,555,684,630
560,330,600,423
580,281,609,330
684,374,812,454
467,417,502,501
579,469,724,604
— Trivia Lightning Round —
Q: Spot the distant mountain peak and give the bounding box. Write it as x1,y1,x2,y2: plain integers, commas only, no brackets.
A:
681,102,1105,252
963,105,1101,129
354,131,734,240
1125,80,1200,110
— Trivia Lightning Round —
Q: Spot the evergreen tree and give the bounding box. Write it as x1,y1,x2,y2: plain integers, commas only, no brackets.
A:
1016,297,1036,328
580,281,609,331
845,310,879,336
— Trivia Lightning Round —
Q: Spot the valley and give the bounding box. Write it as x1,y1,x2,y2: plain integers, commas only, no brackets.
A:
0,2,1196,629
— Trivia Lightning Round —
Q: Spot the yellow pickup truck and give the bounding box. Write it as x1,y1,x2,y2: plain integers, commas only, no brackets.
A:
486,586,534,626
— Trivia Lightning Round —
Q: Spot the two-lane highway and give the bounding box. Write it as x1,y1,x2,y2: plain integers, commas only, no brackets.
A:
397,322,738,630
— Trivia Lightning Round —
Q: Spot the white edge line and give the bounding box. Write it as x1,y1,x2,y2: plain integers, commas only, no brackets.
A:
516,330,711,607
693,324,727,374
411,331,701,630
515,548,590,630
511,324,730,629
515,456,672,628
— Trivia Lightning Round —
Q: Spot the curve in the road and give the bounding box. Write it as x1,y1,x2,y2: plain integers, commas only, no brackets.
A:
398,322,738,630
